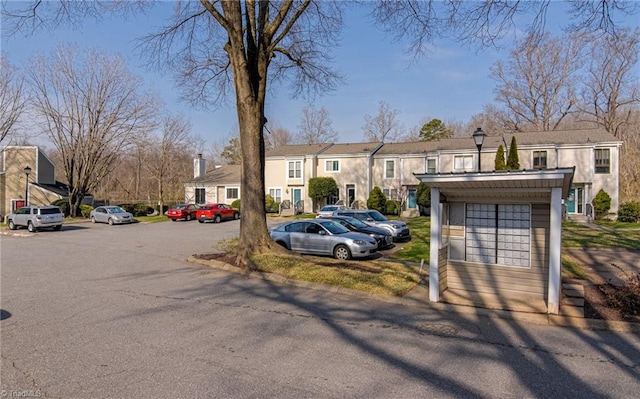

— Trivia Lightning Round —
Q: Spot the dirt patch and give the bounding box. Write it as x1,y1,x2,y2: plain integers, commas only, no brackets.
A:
584,283,640,323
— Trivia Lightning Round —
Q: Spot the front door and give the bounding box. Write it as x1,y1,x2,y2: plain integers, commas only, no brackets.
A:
292,188,302,204
566,188,577,213
347,185,355,208
407,189,417,209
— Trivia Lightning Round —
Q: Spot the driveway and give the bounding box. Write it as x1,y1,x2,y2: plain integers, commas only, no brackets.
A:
2,220,640,398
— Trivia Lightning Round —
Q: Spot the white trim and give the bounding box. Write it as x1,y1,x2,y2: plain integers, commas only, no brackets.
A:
324,159,340,172
429,187,441,302
384,159,395,179
548,187,562,314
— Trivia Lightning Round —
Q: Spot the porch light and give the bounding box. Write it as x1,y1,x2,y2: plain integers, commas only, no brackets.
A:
472,127,485,172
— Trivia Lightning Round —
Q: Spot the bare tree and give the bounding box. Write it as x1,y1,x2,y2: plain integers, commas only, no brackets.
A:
265,121,297,148
26,45,157,216
0,56,27,143
298,105,338,144
578,28,640,140
489,32,583,131
6,0,637,267
146,115,192,213
372,0,639,54
220,136,242,165
361,101,404,142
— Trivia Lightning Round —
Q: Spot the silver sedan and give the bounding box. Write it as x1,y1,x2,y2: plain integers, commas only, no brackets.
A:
269,219,378,260
90,206,134,225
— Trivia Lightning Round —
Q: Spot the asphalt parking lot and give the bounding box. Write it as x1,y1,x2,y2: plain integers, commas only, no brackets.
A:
2,218,640,398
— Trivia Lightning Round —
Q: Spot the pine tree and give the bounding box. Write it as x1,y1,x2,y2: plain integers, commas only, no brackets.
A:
507,136,520,169
495,145,507,170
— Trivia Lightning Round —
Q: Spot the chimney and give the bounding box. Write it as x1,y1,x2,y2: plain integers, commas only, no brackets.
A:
194,153,206,178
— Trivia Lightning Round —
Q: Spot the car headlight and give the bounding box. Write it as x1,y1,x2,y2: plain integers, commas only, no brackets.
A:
393,225,402,229
352,240,366,245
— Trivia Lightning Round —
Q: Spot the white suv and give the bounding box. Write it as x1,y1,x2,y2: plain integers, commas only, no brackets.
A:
7,206,64,232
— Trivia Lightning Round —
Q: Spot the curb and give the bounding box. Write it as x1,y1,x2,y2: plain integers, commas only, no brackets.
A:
187,255,640,333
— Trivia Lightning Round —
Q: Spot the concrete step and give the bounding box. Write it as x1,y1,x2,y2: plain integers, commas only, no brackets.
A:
562,297,585,307
560,305,584,318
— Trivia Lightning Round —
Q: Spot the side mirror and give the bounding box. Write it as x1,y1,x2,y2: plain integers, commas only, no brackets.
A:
318,230,327,235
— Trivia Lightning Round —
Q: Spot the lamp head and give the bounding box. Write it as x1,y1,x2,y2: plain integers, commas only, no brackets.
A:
472,127,485,148
24,166,32,176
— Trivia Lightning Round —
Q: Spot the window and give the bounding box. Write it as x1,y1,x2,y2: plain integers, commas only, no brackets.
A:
288,161,302,179
427,158,437,174
533,151,547,169
195,188,206,204
385,160,395,179
383,188,398,200
454,155,474,171
325,160,339,172
595,149,610,174
226,187,239,200
465,204,531,267
269,188,282,203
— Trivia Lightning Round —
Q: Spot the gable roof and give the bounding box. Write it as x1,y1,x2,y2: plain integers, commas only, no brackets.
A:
318,142,383,156
266,143,332,158
377,129,620,155
186,164,241,184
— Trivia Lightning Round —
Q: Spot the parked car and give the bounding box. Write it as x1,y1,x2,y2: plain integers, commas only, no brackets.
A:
332,209,411,242
269,219,378,260
7,206,64,232
167,204,200,221
90,206,134,225
196,203,240,223
315,204,346,218
318,215,394,250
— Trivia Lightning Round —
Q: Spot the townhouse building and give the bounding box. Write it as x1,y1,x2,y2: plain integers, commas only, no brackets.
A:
182,129,622,219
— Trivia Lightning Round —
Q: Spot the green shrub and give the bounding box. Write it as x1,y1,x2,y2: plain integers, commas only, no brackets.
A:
495,145,507,170
367,186,387,213
592,189,612,220
618,201,640,223
265,194,278,213
231,199,241,211
507,136,520,169
134,203,154,216
385,200,401,215
51,199,70,217
80,204,93,218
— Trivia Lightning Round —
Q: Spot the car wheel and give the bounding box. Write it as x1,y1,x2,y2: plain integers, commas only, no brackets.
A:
108,218,114,226
214,215,222,223
198,219,204,223
27,221,37,233
53,225,62,231
186,214,192,221
91,216,96,223
234,212,239,220
171,218,177,222
333,245,351,260
8,220,16,230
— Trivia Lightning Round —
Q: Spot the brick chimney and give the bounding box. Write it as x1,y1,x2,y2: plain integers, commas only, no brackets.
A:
194,153,206,179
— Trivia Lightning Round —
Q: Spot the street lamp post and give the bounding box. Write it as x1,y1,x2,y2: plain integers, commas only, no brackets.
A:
472,127,486,172
24,166,32,206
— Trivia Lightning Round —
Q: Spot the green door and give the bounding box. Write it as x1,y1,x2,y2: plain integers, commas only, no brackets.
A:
566,188,576,213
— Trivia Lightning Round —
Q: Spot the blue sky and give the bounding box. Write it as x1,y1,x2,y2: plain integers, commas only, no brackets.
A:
3,2,638,147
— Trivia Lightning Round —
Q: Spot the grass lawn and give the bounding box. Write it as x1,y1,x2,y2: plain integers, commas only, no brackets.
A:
562,221,640,250
252,253,424,297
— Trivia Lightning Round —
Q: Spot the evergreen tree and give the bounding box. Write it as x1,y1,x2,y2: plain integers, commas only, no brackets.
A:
507,136,520,169
495,145,507,170
367,186,387,213
419,119,453,141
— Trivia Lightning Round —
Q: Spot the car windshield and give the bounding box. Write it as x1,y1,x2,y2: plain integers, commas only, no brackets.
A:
366,210,388,221
318,220,350,234
174,204,187,210
107,207,127,214
343,217,368,228
320,206,336,211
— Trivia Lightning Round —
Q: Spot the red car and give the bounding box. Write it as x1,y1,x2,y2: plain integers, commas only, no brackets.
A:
167,204,200,221
196,203,240,223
